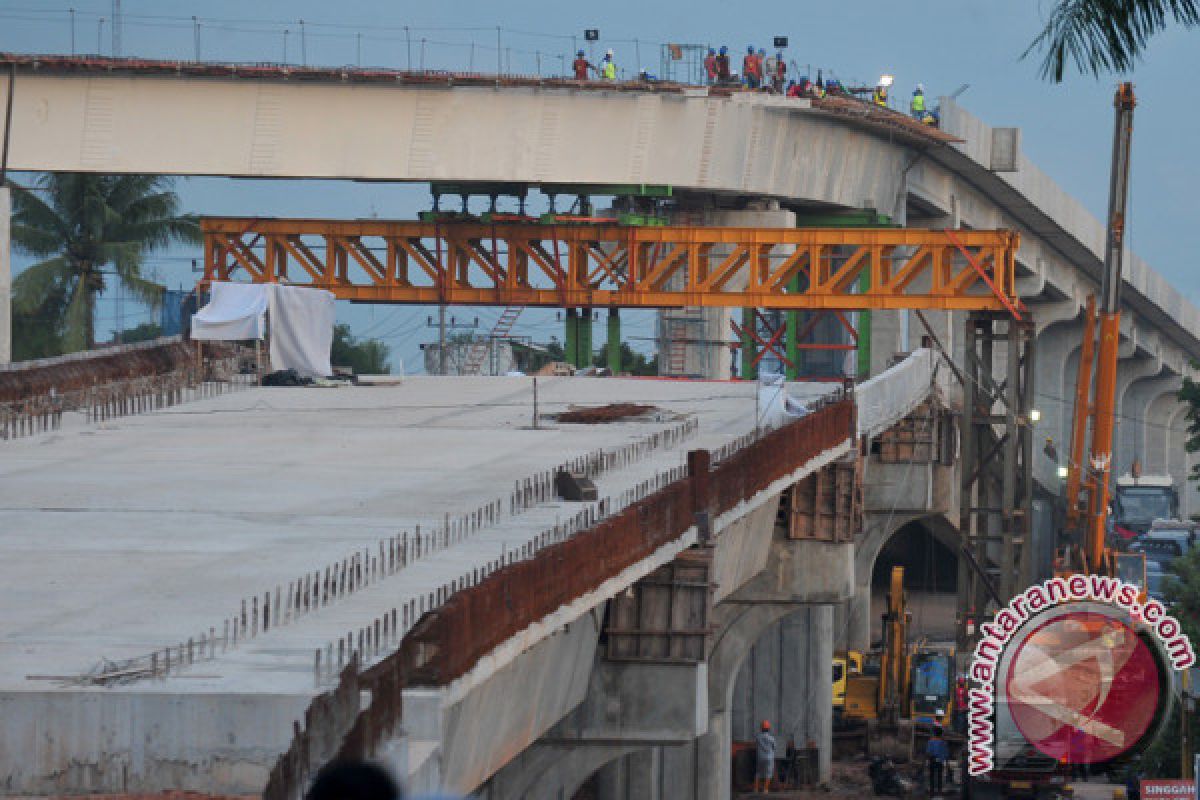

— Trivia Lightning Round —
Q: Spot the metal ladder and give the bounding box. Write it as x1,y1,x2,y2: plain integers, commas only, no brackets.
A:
462,307,523,375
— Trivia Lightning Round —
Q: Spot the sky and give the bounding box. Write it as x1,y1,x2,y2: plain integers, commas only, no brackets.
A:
2,0,1198,373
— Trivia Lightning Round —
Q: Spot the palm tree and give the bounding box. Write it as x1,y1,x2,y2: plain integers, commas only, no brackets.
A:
1027,0,1199,81
8,173,199,353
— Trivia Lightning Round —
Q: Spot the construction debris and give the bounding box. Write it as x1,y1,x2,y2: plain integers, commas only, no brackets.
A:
557,403,656,423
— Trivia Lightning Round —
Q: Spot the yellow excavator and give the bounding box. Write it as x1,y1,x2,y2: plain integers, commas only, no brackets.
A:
840,566,956,758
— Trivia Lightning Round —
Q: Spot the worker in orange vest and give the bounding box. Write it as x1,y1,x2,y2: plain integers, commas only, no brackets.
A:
704,48,717,84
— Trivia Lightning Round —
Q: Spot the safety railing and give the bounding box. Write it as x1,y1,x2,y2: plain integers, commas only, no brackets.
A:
262,391,854,800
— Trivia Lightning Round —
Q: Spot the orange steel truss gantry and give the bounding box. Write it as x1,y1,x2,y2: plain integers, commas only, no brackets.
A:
200,218,1021,313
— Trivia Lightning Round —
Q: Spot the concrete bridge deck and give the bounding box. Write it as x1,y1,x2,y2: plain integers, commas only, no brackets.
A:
0,376,820,693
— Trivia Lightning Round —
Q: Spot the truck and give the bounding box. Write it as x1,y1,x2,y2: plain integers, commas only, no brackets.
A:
1113,473,1179,537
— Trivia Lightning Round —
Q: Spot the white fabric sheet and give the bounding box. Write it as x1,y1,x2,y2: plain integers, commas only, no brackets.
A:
756,376,812,431
268,284,336,378
856,348,950,437
190,282,268,341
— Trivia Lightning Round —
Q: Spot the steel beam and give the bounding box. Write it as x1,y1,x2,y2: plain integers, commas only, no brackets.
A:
200,219,1020,312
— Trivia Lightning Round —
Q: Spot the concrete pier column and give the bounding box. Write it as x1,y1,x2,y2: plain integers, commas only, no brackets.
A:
795,605,834,783
845,582,873,653
1,185,10,364
694,708,732,800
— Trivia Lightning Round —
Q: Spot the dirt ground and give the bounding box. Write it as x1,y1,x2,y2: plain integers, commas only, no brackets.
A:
736,759,898,799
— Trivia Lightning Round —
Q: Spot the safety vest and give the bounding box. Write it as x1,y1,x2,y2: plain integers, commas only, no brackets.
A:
873,88,887,106
602,60,616,80
911,92,925,113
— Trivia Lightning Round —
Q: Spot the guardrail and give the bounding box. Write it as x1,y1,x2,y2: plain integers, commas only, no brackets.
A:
262,392,854,800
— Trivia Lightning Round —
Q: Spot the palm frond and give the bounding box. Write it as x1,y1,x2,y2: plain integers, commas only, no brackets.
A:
1026,0,1200,81
12,257,72,314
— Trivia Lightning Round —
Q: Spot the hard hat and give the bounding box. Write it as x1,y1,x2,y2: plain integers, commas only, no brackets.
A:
761,720,771,730
747,45,755,53
758,48,766,55
719,46,728,54
606,48,614,57
577,50,585,57
916,82,924,91
708,47,716,55
879,73,894,87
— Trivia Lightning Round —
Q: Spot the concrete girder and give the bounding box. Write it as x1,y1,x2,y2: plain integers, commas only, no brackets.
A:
1145,386,1186,475
1116,371,1179,477
1030,309,1086,487
479,660,708,800
1112,356,1167,477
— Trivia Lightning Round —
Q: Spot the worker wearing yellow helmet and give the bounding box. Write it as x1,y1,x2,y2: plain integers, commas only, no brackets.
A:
601,49,617,80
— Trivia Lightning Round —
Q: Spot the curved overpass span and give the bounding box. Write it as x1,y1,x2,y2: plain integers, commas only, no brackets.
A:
2,55,1199,492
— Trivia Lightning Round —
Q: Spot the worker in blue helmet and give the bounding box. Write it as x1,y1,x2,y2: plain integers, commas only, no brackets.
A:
743,45,760,89
704,48,717,85
572,50,593,80
715,46,731,82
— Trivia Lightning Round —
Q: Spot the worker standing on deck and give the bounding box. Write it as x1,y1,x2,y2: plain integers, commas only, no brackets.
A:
715,46,731,82
873,74,893,106
926,725,949,796
764,51,778,91
772,52,786,92
704,47,717,84
754,720,776,793
600,49,617,80
743,46,760,88
572,50,592,80
910,83,927,118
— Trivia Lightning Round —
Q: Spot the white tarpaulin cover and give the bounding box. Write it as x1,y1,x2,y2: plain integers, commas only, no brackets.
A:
191,282,335,378
856,348,950,437
756,375,817,430
190,282,268,341
268,284,336,378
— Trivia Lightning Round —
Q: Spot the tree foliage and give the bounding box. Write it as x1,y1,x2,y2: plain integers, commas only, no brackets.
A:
8,173,199,355
593,341,659,375
330,323,391,375
1025,0,1200,81
1179,372,1200,484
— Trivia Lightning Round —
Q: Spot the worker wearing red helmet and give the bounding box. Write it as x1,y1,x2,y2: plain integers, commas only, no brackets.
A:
753,719,777,793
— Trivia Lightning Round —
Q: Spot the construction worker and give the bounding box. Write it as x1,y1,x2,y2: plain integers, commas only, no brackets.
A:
601,49,617,80
572,50,592,80
704,47,717,84
772,52,786,92
753,719,776,793
926,725,949,795
910,83,926,118
743,46,760,89
873,74,892,107
756,48,767,88
715,46,731,82
764,52,778,90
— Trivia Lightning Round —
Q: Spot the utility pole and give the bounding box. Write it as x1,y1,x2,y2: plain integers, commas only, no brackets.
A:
111,0,120,57
97,17,105,55
299,20,306,66
426,312,478,375
192,17,200,61
69,8,75,55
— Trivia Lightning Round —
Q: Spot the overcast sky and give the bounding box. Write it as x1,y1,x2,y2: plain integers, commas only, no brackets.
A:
3,0,1197,372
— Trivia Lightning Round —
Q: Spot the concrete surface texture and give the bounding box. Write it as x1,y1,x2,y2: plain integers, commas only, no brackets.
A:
7,74,1200,374
0,376,812,692
0,375,846,794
